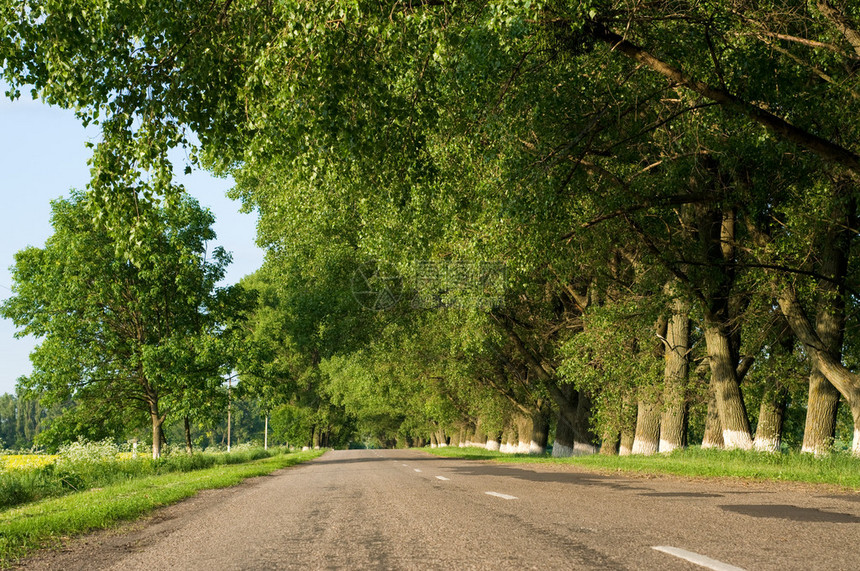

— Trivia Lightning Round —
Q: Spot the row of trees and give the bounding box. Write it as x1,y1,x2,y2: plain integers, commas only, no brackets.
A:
0,393,49,449
3,2,860,455
0,193,351,453
0,389,289,453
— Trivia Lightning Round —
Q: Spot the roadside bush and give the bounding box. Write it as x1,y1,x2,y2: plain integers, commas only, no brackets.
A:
0,473,27,507
56,440,120,464
0,466,62,507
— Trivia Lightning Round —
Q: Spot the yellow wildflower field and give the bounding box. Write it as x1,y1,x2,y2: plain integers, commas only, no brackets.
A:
1,452,138,472
0,455,58,472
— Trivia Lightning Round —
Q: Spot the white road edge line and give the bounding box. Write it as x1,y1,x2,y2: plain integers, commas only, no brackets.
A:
485,491,518,500
414,469,422,473
652,546,746,571
435,476,450,481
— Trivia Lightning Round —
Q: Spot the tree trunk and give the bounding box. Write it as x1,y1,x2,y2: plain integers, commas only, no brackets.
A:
600,431,620,455
530,410,549,454
631,317,666,456
461,426,472,447
448,429,460,448
150,401,164,460
551,385,598,456
660,300,690,452
485,431,501,451
701,379,724,449
754,385,787,452
619,430,635,456
501,425,517,454
515,415,531,454
778,285,860,453
573,391,599,454
473,423,486,449
631,400,660,455
619,396,635,456
184,416,193,454
802,196,851,454
312,425,321,449
803,367,841,455
553,409,576,458
692,206,753,450
703,322,753,449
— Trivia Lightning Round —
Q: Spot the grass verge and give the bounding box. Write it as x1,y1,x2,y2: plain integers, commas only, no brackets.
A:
424,446,860,490
0,449,324,567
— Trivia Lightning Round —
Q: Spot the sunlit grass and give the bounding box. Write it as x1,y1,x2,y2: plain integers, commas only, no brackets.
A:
425,446,860,489
0,449,323,567
0,444,313,511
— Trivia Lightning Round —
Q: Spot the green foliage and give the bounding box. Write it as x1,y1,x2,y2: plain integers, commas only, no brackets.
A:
1,192,251,454
4,1,860,454
559,298,668,436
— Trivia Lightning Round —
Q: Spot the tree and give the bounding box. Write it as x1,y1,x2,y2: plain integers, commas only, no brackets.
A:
5,1,860,456
1,192,246,457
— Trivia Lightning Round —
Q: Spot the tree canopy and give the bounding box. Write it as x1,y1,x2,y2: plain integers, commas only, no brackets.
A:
3,1,860,455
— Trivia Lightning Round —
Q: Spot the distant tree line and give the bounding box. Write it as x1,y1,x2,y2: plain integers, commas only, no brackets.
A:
0,389,322,453
0,393,50,450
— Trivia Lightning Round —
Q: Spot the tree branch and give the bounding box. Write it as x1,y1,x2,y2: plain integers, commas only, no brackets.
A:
566,191,719,236
589,23,860,176
816,1,860,57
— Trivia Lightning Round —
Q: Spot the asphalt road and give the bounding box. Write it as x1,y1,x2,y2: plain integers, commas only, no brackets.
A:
19,449,860,570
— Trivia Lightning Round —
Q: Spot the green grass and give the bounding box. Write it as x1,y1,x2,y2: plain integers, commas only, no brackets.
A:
0,449,323,567
0,447,283,511
425,446,860,490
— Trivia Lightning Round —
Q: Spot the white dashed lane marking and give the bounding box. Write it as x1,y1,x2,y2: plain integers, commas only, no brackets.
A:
435,476,450,481
414,469,422,473
652,546,746,571
485,491,518,500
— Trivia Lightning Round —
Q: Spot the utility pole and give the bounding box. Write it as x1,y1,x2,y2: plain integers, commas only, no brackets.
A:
264,413,268,450
227,377,232,453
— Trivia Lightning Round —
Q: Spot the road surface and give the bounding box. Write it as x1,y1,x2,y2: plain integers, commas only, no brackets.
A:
18,449,860,570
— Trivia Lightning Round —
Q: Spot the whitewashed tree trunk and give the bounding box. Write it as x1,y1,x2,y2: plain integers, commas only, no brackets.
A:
778,285,860,454
703,322,753,449
631,399,660,455
754,387,787,452
660,299,690,453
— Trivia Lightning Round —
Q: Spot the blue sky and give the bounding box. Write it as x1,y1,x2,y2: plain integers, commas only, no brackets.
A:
0,93,265,395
